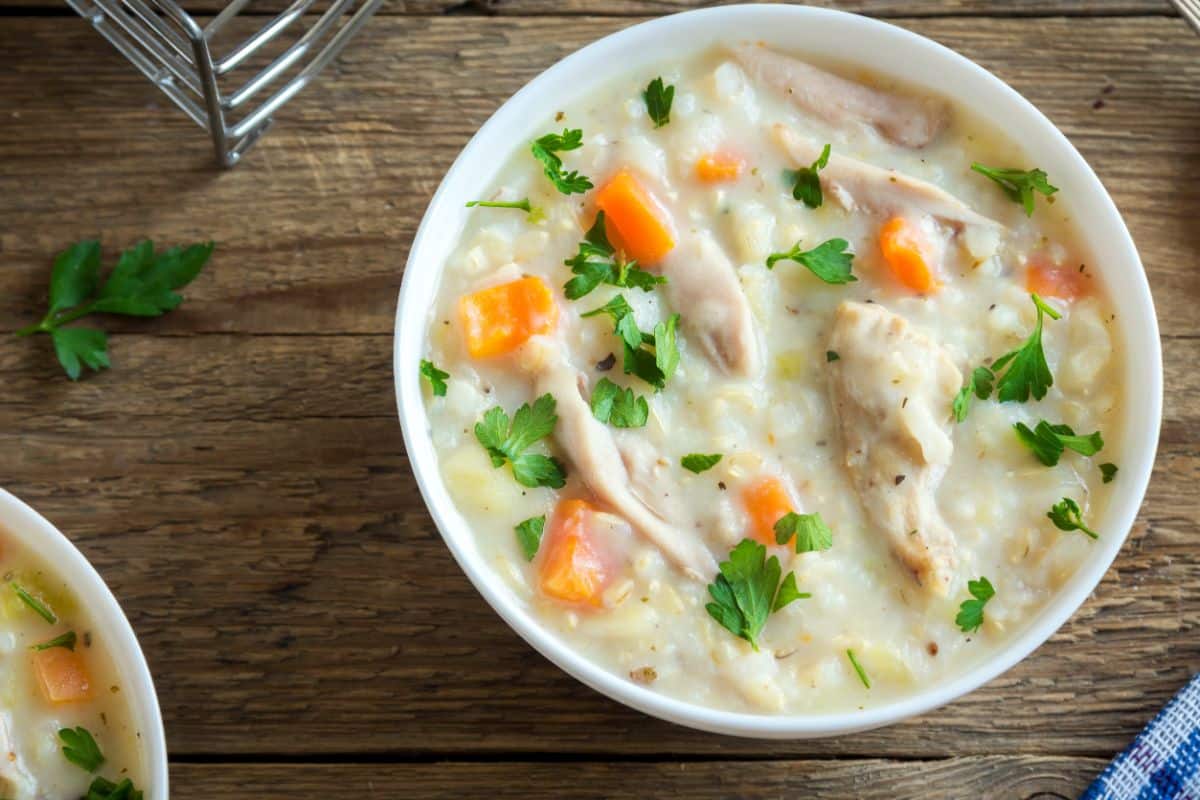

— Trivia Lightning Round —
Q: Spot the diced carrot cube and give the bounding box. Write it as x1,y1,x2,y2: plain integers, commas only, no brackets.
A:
1026,261,1089,300
742,476,795,544
879,216,938,294
594,170,676,266
695,153,744,183
539,499,607,606
459,275,558,359
33,647,91,703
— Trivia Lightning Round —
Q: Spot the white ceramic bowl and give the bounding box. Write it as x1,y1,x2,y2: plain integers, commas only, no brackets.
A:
0,489,169,797
394,4,1162,737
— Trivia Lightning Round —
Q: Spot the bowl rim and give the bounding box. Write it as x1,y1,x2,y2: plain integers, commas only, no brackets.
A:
0,488,169,797
393,3,1163,738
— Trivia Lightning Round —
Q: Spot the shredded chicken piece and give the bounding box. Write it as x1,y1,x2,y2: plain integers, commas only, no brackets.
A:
0,712,37,800
735,44,949,147
826,301,961,594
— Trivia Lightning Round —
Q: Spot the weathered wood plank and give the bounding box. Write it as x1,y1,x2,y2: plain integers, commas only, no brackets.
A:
170,757,1107,797
0,16,1197,336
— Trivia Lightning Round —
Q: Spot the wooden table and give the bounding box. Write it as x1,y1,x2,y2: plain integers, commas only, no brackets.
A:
1,1,1197,796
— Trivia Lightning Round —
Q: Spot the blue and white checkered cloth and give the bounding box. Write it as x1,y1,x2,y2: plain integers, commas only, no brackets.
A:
1083,674,1200,799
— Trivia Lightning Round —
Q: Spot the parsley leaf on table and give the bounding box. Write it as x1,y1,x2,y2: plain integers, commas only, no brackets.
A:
514,515,546,562
970,163,1058,216
531,128,593,195
681,453,722,474
59,726,105,772
786,143,831,209
15,239,214,380
474,394,566,489
774,512,834,554
955,576,995,633
1047,497,1099,539
419,359,450,397
563,212,665,300
590,377,649,428
766,238,857,284
1013,420,1103,466
643,77,675,128
705,539,805,651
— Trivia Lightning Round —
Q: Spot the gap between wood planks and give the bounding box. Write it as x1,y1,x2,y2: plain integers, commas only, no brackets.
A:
163,750,1109,764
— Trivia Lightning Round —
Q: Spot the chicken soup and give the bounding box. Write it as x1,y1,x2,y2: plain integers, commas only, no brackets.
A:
418,43,1123,714
1,533,148,799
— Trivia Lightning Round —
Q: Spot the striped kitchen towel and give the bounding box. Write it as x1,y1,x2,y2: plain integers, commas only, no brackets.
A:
1082,673,1200,799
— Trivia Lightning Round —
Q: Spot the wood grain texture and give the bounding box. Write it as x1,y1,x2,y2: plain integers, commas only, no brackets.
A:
169,756,1106,797
0,8,1196,776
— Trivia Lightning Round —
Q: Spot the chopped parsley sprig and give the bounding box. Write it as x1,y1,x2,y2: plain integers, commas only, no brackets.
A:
1048,497,1098,539
82,776,143,800
33,631,78,652
420,359,449,397
582,295,680,390
774,512,833,554
705,539,807,651
846,649,871,688
1100,463,1119,483
1014,420,1103,466
590,377,649,428
766,238,857,284
971,162,1058,216
786,143,831,209
514,515,546,562
531,128,593,195
681,453,722,474
465,198,544,222
643,77,675,128
955,577,995,633
474,394,566,489
60,726,105,772
12,583,56,624
563,212,665,300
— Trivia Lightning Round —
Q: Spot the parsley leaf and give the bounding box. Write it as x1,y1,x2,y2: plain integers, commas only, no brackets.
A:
766,238,857,284
11,583,56,623
473,394,566,488
583,295,679,390
952,366,996,423
531,129,593,195
643,77,674,128
466,198,544,222
1014,420,1104,466
1100,463,1119,483
704,539,802,651
787,143,831,209
514,515,546,562
420,359,449,397
826,350,840,363
15,240,214,380
32,630,77,651
681,453,722,474
564,213,665,300
82,777,143,800
846,649,871,688
955,576,995,633
774,512,834,553
1047,497,1099,539
971,163,1059,216
990,293,1061,403
590,377,649,428
772,572,811,611
59,726,105,772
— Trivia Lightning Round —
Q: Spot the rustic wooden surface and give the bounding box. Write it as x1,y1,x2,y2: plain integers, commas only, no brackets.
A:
0,4,1197,798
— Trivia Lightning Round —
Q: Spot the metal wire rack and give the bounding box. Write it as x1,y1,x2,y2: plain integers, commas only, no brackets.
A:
67,0,384,167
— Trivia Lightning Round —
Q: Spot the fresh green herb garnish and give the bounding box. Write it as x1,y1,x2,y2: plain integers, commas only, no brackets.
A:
1013,420,1103,466
531,128,593,195
474,394,566,489
420,359,449,397
705,539,805,651
14,239,214,380
465,198,544,222
952,366,996,423
970,162,1058,216
563,212,666,300
590,377,649,428
514,515,546,562
1048,497,1098,539
846,649,871,688
582,294,679,390
1100,463,1119,483
825,350,840,363
991,294,1061,402
787,143,831,209
681,453,722,474
32,630,77,652
59,726,105,772
774,512,834,553
643,77,675,128
82,777,143,800
766,238,857,284
773,572,810,610
12,583,56,624
955,576,995,633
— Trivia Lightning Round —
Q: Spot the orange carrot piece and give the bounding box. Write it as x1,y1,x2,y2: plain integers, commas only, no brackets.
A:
742,477,795,545
1026,262,1088,301
594,170,676,266
459,275,558,359
539,499,607,606
695,153,744,183
32,647,91,703
879,216,937,294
